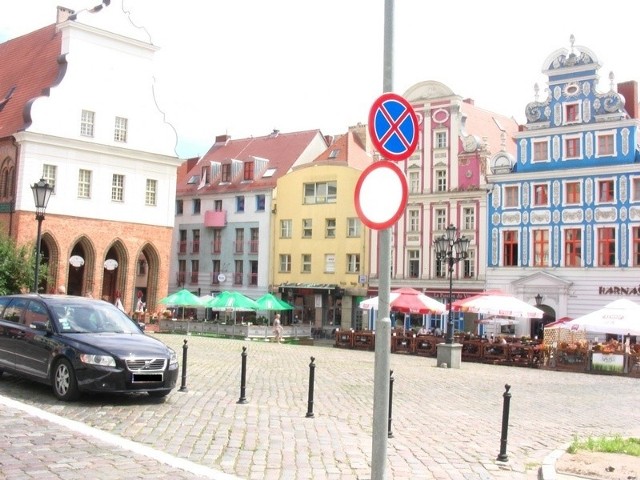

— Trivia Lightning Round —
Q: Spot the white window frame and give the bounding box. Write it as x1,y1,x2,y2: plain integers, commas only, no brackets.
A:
301,254,312,273
408,209,420,232
503,185,520,209
408,171,420,193
325,254,335,273
279,254,291,273
280,219,292,238
632,177,640,202
595,130,616,158
531,138,550,163
42,164,57,194
346,254,360,273
562,134,582,160
325,218,336,238
145,179,157,206
80,110,94,137
434,130,448,149
532,182,550,207
435,169,447,192
347,218,361,237
463,207,475,231
111,174,124,202
302,219,312,238
563,101,581,125
78,169,91,198
435,208,447,231
114,116,128,142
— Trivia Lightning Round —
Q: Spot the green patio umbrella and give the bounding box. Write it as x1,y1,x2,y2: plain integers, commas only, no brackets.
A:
255,293,293,311
158,289,203,321
206,291,259,325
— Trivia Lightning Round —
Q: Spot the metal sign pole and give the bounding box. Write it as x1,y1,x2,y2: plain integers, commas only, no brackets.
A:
371,1,394,479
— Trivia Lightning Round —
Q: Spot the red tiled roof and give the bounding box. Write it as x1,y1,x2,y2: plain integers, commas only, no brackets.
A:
176,129,327,195
309,130,372,170
0,25,63,138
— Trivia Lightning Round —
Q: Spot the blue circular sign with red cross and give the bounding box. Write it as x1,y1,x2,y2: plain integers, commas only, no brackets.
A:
368,93,419,161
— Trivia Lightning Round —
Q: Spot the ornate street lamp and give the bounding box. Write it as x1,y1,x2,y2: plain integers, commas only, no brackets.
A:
31,178,53,293
434,224,470,344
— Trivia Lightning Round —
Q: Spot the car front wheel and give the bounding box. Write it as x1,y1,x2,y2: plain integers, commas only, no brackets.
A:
52,359,80,401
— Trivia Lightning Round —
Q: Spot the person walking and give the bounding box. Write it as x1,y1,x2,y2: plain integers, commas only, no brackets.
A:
273,313,283,343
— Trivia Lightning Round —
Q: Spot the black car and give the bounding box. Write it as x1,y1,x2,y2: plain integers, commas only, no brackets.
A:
0,294,179,401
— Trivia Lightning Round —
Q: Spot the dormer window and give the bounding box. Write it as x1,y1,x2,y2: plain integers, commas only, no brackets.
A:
201,166,210,185
564,102,580,124
221,164,231,183
243,161,254,181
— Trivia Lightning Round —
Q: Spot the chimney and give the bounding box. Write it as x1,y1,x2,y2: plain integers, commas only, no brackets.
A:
214,134,230,145
57,6,75,23
617,81,638,119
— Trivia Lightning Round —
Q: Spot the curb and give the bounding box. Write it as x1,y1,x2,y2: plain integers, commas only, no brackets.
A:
538,443,571,480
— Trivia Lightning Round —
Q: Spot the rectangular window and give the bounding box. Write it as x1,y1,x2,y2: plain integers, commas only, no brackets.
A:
302,219,312,238
434,131,447,149
565,181,581,204
191,229,200,254
137,259,146,276
633,227,640,267
176,199,183,215
236,195,245,212
598,227,616,267
80,110,94,137
280,219,292,238
503,230,518,266
42,164,57,194
564,228,582,267
463,207,475,230
504,185,519,208
596,132,615,156
221,164,231,183
532,229,549,267
347,218,361,237
301,254,311,273
201,166,210,185
193,198,201,214
565,103,580,123
564,137,581,159
279,254,291,273
325,218,336,238
145,179,157,206
212,260,221,283
409,171,420,193
243,161,254,181
632,177,640,202
407,250,419,278
435,170,447,192
533,183,548,206
234,260,243,285
235,228,244,254
214,199,223,211
408,210,420,232
111,174,124,202
347,254,360,274
256,194,265,211
598,179,615,203
303,181,337,204
463,249,475,278
78,169,91,198
249,228,259,253
178,230,187,255
324,254,336,273
532,140,549,162
114,116,128,142
212,229,222,254
435,208,446,231
435,257,446,278
190,260,199,284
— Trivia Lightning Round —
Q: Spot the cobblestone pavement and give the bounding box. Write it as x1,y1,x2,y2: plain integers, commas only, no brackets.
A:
1,334,639,480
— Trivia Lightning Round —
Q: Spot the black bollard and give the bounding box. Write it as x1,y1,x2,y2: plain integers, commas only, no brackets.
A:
179,339,188,392
306,356,316,418
388,369,394,438
237,346,248,404
497,384,512,462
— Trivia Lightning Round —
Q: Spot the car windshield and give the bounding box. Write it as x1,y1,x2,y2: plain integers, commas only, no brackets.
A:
52,301,141,334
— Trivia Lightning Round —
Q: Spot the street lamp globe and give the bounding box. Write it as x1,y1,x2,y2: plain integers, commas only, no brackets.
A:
31,178,53,293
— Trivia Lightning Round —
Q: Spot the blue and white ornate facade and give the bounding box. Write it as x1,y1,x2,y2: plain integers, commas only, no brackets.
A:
486,36,640,332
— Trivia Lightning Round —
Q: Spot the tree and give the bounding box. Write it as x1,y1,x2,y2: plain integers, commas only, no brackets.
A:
0,233,47,295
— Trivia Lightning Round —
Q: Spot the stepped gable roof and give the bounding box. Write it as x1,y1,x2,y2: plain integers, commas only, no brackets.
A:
177,129,325,195
305,130,372,170
0,25,63,138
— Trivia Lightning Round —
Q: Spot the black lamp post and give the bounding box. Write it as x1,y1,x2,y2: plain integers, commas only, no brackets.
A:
31,178,53,293
434,224,470,344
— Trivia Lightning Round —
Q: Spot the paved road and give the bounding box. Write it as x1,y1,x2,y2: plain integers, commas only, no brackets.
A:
1,334,638,479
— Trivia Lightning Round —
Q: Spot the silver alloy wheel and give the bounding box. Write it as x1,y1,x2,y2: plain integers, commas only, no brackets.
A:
54,362,70,397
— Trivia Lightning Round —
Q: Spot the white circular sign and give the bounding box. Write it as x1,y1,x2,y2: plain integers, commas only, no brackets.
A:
354,161,408,230
69,255,85,268
217,274,226,282
104,259,118,270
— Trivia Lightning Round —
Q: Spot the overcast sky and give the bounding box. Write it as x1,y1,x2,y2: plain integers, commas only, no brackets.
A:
2,0,639,158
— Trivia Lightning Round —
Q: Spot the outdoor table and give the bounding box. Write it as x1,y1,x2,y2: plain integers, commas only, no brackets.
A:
335,330,353,349
414,335,440,357
353,331,375,350
461,340,484,362
482,343,509,364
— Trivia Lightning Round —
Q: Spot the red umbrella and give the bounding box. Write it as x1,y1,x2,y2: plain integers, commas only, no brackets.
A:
360,287,446,314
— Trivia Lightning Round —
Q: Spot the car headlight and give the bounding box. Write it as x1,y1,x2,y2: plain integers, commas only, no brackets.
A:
169,349,178,365
80,354,116,367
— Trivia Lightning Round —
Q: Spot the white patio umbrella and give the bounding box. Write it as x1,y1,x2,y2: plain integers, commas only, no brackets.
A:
562,298,640,336
454,292,543,319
